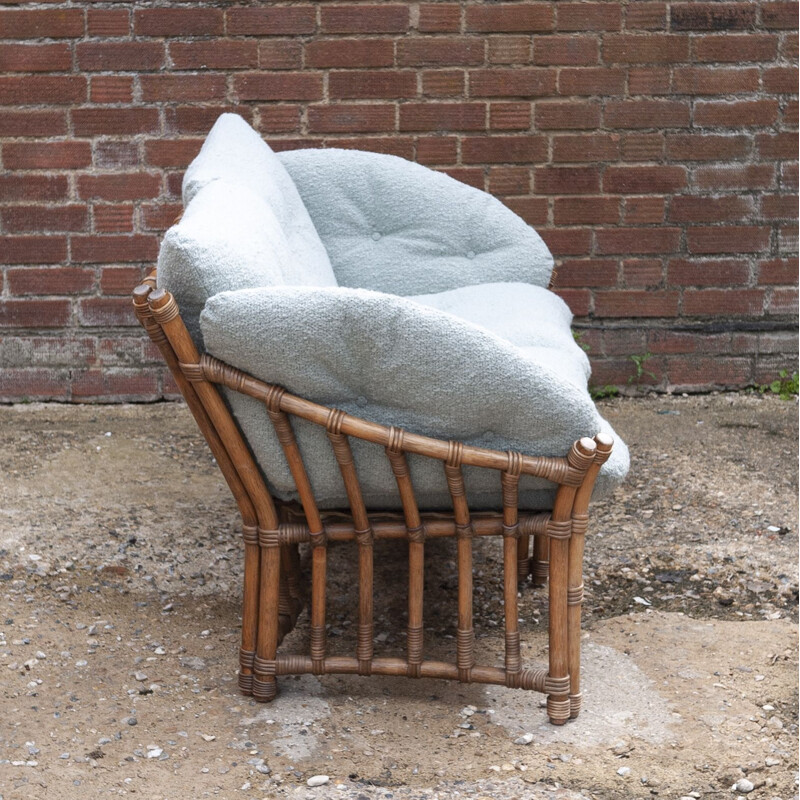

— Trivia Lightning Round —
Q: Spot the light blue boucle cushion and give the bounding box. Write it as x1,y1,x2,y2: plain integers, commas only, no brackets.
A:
182,113,335,289
200,283,629,510
157,180,337,348
278,147,555,296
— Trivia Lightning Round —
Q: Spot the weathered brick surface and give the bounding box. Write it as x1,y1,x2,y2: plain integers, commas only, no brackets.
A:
0,1,796,400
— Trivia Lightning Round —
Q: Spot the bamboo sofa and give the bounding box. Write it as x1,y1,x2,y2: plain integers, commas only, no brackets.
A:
132,114,629,725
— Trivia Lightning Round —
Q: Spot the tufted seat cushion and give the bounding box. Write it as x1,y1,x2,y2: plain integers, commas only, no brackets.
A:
200,282,629,510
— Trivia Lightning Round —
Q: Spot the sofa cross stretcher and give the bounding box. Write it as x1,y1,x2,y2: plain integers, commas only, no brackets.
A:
132,113,629,725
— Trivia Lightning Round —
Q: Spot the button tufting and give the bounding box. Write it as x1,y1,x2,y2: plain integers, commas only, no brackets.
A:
466,250,475,259
371,232,381,241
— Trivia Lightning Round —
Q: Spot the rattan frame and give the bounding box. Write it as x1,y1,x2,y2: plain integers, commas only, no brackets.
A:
132,272,613,725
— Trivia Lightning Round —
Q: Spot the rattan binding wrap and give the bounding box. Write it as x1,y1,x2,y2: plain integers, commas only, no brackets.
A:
133,274,613,725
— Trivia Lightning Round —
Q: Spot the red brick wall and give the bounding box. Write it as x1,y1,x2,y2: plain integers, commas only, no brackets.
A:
0,1,797,401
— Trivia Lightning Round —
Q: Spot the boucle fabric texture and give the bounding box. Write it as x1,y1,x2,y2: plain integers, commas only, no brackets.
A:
411,283,591,389
278,147,554,296
180,113,335,289
200,284,629,510
157,179,336,347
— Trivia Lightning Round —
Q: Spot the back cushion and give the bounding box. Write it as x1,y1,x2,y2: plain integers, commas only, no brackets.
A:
182,113,336,288
279,147,554,295
159,180,306,347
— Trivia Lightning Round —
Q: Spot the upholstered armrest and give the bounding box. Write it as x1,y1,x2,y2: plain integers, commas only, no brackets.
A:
200,285,628,510
278,149,554,296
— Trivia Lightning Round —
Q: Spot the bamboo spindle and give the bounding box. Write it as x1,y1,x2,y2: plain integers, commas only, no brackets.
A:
517,529,530,583
567,433,613,719
133,282,261,695
547,437,596,725
443,443,474,683
326,410,374,675
147,288,282,703
265,399,329,674
531,533,550,587
385,428,425,678
501,453,522,686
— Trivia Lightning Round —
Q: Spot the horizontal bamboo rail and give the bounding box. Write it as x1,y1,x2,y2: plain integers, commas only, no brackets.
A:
133,275,613,725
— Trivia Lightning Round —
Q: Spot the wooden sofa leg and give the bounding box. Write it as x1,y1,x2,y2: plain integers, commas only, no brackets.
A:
567,433,614,719
239,525,260,695
547,438,596,725
253,537,281,702
567,518,586,719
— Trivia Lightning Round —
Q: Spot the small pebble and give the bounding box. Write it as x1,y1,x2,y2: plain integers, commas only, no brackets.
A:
617,767,631,777
306,775,329,787
35,651,46,660
514,733,534,745
765,757,780,767
134,672,147,682
734,778,754,793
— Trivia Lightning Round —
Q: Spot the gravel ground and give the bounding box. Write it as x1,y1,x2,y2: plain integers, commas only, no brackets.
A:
0,393,797,800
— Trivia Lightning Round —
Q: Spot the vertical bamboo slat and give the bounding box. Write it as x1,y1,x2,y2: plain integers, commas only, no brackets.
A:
501,453,522,686
531,534,550,588
327,410,374,674
266,401,329,674
443,443,474,683
516,531,530,582
386,428,425,678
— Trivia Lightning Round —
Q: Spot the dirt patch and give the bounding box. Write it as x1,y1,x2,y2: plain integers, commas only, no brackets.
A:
0,394,797,799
